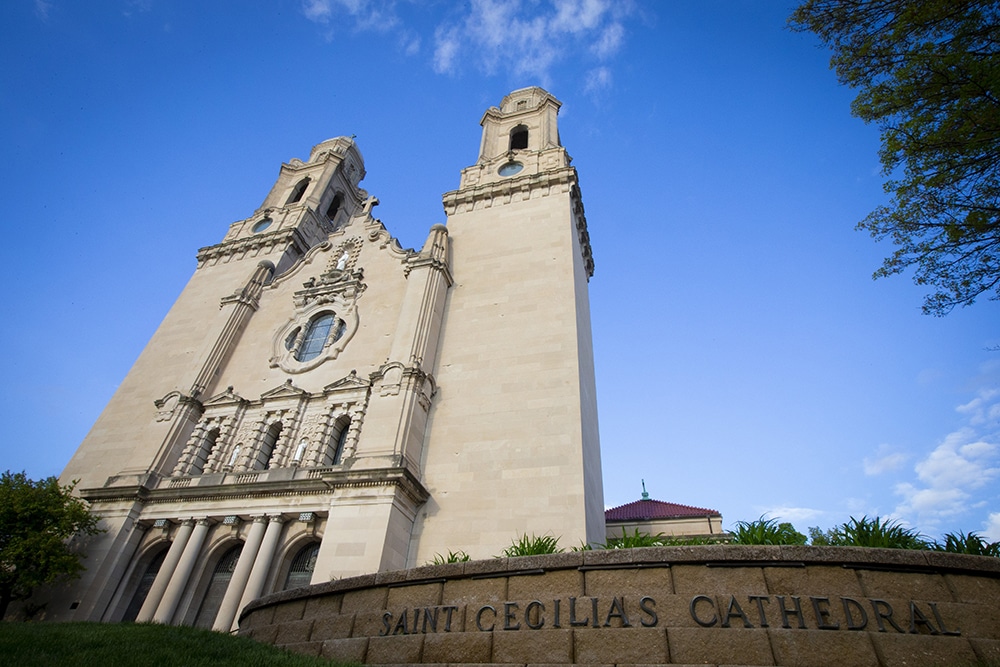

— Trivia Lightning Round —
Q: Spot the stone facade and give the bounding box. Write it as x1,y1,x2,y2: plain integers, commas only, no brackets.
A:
41,87,604,629
239,546,1000,666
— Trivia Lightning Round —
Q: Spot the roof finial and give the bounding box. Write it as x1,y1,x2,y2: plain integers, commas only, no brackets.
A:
641,479,649,500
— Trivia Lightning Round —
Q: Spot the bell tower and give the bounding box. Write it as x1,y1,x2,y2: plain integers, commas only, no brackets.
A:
411,87,604,559
39,88,602,627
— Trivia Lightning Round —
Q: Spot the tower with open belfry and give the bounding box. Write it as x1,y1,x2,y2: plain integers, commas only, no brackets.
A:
44,87,603,630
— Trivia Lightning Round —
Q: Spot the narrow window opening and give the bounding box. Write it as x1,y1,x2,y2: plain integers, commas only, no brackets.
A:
190,428,219,475
193,545,243,629
326,193,343,221
257,422,282,470
510,125,529,150
325,416,351,466
287,178,310,205
121,548,168,622
283,543,320,591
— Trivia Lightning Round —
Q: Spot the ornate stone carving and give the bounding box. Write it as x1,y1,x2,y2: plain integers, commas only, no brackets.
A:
153,391,200,422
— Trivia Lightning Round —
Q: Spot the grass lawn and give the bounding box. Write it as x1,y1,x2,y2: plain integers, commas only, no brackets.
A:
0,622,341,667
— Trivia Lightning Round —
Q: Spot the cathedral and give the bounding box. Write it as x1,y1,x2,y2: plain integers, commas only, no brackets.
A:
46,87,605,630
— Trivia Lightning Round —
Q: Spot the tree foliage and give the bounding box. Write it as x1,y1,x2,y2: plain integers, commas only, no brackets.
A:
790,0,1000,315
0,472,101,619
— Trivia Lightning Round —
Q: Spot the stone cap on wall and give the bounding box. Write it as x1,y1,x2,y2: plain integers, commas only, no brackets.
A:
239,545,1000,667
242,544,1000,619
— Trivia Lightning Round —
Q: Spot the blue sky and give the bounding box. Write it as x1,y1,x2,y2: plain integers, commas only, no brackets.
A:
2,0,997,542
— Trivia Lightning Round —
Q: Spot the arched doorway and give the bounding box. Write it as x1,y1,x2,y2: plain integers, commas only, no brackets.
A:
121,547,168,622
192,545,242,629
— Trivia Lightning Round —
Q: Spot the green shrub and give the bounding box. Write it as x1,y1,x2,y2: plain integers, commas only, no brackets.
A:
731,517,807,545
604,528,669,549
500,534,562,557
429,550,471,564
828,516,928,549
933,531,1000,557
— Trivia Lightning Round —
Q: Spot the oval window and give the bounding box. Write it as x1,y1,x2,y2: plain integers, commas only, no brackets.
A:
295,313,336,362
498,162,523,177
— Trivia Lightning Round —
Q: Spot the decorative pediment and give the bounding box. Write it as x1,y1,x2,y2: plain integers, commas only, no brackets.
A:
260,379,310,401
323,370,370,394
202,386,250,409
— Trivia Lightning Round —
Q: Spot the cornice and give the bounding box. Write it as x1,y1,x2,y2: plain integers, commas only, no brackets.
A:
443,165,595,279
82,484,151,503
320,465,430,506
442,166,578,216
403,256,454,287
84,465,429,509
196,227,310,267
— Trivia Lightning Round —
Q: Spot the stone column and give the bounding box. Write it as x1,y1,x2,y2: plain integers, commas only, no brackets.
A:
233,515,284,630
134,520,194,623
152,518,212,624
211,516,267,632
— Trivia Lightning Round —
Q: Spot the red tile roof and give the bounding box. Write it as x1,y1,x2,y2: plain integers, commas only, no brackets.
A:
605,498,721,522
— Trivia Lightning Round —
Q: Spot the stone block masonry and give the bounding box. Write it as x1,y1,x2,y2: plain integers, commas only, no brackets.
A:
239,545,1000,666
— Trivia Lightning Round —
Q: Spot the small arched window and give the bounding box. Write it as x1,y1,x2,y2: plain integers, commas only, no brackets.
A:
121,548,168,622
510,125,529,151
287,178,310,204
256,422,282,470
190,428,219,475
326,193,343,221
283,543,320,591
193,545,243,629
328,417,351,465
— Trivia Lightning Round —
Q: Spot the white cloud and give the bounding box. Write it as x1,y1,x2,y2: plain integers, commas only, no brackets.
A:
551,0,609,33
891,388,1000,533
956,388,1000,425
914,428,999,490
893,482,969,519
863,443,907,475
432,0,634,89
297,0,636,85
592,22,624,59
301,0,399,33
433,25,461,74
34,0,52,20
761,506,825,524
303,0,334,23
400,30,421,57
984,512,1000,542
584,67,612,94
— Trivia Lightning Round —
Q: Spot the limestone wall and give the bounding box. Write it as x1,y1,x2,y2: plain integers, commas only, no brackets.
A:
238,545,1000,666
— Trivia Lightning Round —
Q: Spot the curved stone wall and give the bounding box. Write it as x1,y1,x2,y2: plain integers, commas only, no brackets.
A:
239,545,1000,666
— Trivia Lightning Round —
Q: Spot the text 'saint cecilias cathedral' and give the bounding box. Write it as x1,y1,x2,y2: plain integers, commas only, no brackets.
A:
45,88,605,630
